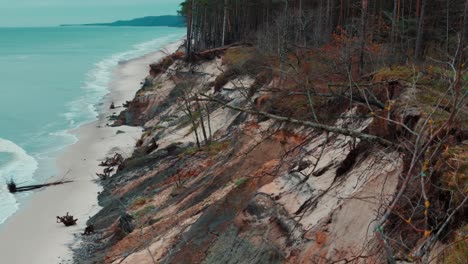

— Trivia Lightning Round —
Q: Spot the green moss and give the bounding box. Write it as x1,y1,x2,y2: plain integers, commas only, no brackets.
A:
178,141,229,158
234,178,248,187
153,125,166,131
177,111,201,131
133,204,156,219
161,116,177,122
182,146,200,156
208,141,230,155
142,130,152,138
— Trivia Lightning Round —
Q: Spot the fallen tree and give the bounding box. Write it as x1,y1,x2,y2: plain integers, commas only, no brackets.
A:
7,179,73,194
200,93,395,147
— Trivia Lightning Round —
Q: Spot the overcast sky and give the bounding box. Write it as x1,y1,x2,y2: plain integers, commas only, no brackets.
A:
0,0,183,27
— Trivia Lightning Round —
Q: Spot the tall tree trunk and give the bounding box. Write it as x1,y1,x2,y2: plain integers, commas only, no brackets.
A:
446,0,450,54
455,0,468,68
358,0,368,76
222,0,228,46
196,98,209,145
391,0,398,56
415,0,426,61
185,0,194,59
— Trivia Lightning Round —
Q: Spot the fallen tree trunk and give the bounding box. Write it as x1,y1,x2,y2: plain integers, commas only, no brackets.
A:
7,179,73,194
201,94,395,147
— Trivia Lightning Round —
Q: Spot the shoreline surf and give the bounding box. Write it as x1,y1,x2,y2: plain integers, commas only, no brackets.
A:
0,29,184,227
0,36,184,263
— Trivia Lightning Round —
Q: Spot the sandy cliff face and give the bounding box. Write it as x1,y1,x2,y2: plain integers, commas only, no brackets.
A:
73,49,446,264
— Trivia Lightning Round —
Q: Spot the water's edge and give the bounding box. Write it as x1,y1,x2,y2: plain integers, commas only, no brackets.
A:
0,32,185,227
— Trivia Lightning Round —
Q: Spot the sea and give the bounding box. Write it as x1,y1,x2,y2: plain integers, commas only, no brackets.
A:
0,26,185,225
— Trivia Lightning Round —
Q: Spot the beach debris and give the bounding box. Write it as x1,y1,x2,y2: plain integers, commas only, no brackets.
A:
97,153,124,180
117,161,126,172
96,167,113,180
96,172,110,181
7,178,73,194
82,224,95,235
99,153,124,167
122,101,131,108
56,212,78,227
107,114,118,121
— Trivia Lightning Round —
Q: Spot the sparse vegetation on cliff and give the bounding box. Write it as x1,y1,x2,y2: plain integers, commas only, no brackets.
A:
74,1,466,263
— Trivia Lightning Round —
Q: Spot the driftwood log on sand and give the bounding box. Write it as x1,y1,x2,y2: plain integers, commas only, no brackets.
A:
56,212,78,227
99,153,124,167
96,153,125,180
7,179,73,194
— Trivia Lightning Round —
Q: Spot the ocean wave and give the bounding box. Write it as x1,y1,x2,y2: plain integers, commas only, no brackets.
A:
0,138,38,225
62,34,177,128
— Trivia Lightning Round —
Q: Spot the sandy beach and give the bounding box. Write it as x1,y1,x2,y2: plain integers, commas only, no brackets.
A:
0,40,182,264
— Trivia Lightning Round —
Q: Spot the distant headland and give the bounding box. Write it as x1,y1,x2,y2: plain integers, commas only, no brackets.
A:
60,15,185,27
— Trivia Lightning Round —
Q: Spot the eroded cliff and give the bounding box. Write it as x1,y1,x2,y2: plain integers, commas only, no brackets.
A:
74,45,467,264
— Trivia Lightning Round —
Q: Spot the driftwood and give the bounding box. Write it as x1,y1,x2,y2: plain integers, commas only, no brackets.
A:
123,101,131,108
56,212,78,227
95,173,108,180
96,153,124,180
99,153,124,167
7,179,73,194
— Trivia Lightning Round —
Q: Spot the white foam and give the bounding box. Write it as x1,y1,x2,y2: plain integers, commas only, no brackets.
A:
62,34,178,128
0,138,38,225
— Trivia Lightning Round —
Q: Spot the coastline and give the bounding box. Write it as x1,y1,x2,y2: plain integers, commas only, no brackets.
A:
0,39,183,264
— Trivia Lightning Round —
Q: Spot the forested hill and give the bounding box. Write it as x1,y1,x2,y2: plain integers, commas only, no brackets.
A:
61,15,185,27
180,0,467,65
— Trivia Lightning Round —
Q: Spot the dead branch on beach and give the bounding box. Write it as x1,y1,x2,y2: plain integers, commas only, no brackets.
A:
56,212,78,227
7,179,73,194
99,153,124,167
97,153,126,180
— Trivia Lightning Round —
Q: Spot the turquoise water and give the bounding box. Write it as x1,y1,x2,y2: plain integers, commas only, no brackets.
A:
0,26,185,224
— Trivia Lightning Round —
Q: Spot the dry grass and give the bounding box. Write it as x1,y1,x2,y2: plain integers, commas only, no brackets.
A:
222,47,255,66
439,225,468,264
